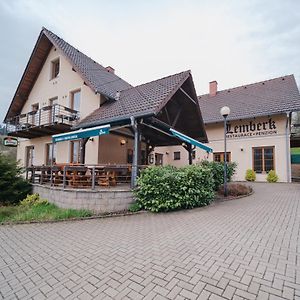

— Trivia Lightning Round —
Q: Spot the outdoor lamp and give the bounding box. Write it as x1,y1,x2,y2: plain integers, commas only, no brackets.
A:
220,106,230,117
220,106,230,197
120,139,126,146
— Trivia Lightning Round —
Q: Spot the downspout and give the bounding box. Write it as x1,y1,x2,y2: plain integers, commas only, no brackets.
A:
285,112,291,183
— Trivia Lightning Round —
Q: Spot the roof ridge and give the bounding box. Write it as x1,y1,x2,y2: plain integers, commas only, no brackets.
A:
198,74,294,98
127,70,190,91
42,27,105,69
42,27,132,95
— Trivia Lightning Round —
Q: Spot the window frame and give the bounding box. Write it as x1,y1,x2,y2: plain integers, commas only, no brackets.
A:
45,143,56,165
173,151,181,160
70,140,81,164
70,89,81,113
25,145,35,167
213,152,231,163
50,58,60,79
252,146,275,173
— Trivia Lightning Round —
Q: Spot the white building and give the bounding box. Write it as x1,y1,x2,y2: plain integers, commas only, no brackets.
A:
156,77,300,182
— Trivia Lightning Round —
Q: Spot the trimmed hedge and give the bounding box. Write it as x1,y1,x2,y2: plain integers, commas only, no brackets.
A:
199,161,237,190
134,162,237,212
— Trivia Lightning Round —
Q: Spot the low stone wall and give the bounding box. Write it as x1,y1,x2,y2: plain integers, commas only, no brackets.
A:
32,184,134,213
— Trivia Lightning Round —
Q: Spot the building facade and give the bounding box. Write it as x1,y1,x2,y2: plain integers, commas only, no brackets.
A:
4,27,208,178
156,77,300,182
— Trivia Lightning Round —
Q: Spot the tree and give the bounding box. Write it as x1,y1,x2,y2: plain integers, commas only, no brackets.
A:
0,153,31,205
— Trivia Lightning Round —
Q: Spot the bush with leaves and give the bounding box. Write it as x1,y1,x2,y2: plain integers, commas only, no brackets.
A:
20,194,49,207
199,160,237,190
0,153,31,205
245,169,256,181
267,170,278,183
134,165,215,212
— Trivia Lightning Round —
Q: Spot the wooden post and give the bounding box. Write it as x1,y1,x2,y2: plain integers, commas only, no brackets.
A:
63,166,67,189
183,144,193,165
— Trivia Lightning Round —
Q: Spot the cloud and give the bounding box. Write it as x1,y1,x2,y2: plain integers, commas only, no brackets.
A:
1,0,299,122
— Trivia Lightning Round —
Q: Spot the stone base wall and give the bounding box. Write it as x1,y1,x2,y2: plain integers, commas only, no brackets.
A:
33,185,134,213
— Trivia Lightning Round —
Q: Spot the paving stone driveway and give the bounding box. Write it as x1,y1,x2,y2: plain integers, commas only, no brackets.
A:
0,183,300,300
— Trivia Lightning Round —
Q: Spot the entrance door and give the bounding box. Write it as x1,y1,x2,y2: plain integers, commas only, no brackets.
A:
155,153,163,165
49,97,58,123
26,146,35,167
31,103,39,126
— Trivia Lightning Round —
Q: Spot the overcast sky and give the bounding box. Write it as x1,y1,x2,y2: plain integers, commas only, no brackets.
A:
1,0,300,122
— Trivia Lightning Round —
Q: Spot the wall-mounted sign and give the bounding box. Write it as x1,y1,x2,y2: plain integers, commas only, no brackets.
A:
226,118,277,139
3,137,18,147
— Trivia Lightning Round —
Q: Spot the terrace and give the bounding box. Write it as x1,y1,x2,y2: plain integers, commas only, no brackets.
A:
5,104,79,139
26,163,139,189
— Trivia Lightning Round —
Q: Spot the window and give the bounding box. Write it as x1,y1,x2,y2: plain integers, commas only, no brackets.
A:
70,141,81,163
253,147,274,173
192,150,196,160
25,146,35,167
213,152,231,162
174,151,181,160
51,58,60,79
70,90,81,112
46,143,56,165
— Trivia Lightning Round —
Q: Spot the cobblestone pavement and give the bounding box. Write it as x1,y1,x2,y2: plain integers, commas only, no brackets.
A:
0,183,299,300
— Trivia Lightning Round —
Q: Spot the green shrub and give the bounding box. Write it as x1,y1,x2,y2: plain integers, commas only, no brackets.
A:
267,170,278,183
245,169,256,181
135,165,215,212
128,202,142,212
199,161,237,190
20,194,49,207
0,153,32,205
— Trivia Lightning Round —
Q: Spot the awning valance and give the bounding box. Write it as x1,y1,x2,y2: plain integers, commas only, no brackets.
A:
52,124,110,143
170,128,213,152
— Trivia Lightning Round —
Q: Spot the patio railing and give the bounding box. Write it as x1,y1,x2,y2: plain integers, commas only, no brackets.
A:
5,104,79,138
26,164,147,189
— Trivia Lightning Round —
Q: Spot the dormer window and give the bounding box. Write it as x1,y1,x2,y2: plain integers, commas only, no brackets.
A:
51,58,60,79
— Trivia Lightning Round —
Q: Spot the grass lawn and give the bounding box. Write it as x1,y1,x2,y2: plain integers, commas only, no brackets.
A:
0,203,92,223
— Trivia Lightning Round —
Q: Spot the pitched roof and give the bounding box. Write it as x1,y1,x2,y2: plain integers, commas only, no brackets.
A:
198,75,300,124
42,28,132,98
77,70,191,128
4,27,131,121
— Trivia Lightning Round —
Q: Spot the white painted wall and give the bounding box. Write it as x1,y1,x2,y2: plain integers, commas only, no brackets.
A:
17,46,102,166
155,114,291,182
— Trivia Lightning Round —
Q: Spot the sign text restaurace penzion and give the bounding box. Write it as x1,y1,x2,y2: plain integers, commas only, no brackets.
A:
226,118,277,138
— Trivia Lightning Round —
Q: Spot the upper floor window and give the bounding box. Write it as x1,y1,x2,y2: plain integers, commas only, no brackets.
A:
51,58,60,79
70,90,81,112
174,151,181,160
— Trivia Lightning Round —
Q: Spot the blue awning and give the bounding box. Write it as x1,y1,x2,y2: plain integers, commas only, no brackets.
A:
170,128,213,152
52,124,110,143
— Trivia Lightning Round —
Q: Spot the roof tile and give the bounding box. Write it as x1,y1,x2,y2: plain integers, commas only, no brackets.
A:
198,75,300,123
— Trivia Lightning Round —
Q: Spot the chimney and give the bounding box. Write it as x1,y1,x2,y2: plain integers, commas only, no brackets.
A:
105,66,115,74
209,81,218,97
